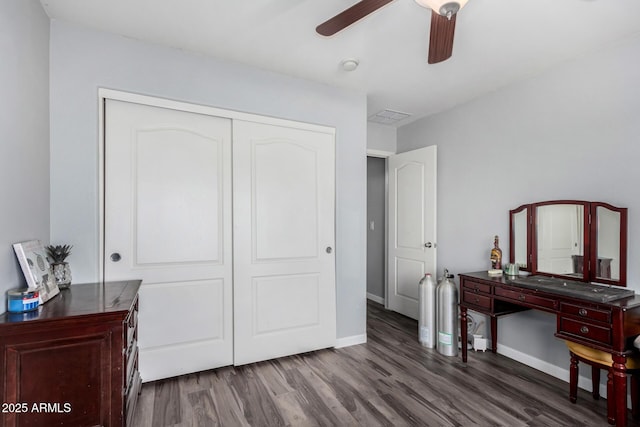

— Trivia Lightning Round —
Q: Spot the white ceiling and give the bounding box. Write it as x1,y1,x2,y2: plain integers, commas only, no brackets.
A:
40,0,640,126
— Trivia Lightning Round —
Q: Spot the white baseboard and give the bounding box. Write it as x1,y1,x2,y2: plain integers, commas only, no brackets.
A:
366,293,385,305
497,343,608,399
335,334,367,349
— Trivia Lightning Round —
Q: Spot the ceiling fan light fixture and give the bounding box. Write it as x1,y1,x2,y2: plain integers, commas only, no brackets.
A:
414,0,469,18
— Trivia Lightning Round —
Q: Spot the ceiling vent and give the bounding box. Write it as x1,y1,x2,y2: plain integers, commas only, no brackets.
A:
368,109,412,125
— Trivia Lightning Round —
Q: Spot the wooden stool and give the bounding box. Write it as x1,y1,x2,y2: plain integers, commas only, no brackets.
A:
565,341,640,425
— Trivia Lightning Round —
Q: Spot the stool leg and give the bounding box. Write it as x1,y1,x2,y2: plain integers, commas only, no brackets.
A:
592,366,601,400
570,352,578,404
607,369,615,425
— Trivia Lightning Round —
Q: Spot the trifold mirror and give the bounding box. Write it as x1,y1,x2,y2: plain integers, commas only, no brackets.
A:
509,200,627,287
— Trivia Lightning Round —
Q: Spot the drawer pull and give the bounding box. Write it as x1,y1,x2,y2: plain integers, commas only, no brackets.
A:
474,298,480,304
474,287,479,293
578,308,588,317
518,294,526,301
580,326,589,334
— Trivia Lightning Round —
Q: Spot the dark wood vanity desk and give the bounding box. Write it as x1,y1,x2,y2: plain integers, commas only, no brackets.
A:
460,271,640,427
0,280,141,427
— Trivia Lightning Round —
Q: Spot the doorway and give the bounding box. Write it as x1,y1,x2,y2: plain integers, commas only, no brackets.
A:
367,156,386,304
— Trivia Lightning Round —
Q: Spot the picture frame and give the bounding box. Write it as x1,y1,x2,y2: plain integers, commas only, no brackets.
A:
13,240,60,304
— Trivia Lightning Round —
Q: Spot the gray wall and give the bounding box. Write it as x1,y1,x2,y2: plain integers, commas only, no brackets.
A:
367,122,397,153
366,157,386,300
49,21,368,340
397,33,640,374
0,0,50,312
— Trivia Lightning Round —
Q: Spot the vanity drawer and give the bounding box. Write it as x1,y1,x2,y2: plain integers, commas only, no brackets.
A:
495,287,558,311
560,302,611,324
558,317,611,346
462,280,492,295
462,290,491,310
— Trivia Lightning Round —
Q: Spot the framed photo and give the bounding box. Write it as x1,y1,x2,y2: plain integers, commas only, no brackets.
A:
13,240,60,304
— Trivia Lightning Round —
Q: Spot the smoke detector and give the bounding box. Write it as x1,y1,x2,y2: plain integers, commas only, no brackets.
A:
341,59,359,71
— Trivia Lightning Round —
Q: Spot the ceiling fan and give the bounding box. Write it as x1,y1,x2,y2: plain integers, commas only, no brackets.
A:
316,0,469,64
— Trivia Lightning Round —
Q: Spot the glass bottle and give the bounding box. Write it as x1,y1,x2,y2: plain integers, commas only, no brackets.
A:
490,235,502,270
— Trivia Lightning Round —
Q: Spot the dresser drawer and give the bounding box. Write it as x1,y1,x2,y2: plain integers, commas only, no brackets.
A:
125,346,139,398
558,316,611,346
559,302,611,324
125,370,142,427
495,287,558,311
125,340,138,384
462,290,491,310
125,299,138,351
462,280,492,295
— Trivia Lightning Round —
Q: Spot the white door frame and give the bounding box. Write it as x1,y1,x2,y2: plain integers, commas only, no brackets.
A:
97,89,335,281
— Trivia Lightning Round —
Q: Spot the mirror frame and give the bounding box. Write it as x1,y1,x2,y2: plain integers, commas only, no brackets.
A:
509,200,628,287
509,204,531,271
589,202,627,286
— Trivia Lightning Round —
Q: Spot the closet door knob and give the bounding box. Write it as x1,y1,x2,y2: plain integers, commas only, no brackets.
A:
326,247,333,254
110,253,122,262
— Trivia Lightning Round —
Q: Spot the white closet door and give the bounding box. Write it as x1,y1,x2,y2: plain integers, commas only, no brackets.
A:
232,120,336,366
104,99,233,381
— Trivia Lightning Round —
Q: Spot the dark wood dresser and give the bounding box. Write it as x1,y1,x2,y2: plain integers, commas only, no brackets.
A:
0,280,141,427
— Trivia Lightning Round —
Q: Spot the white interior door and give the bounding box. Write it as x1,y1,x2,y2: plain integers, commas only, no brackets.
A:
387,146,437,319
104,99,233,382
232,120,336,366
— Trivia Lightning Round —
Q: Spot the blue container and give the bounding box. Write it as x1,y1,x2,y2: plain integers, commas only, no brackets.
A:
7,289,40,313
7,310,40,322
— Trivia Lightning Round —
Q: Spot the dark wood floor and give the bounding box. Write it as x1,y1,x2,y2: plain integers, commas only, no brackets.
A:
133,300,631,426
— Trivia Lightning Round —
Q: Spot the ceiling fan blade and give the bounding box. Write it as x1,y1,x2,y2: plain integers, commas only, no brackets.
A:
428,11,457,64
316,0,395,37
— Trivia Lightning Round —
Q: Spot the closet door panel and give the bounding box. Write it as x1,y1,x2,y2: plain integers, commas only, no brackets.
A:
233,120,336,366
104,99,233,381
253,141,319,260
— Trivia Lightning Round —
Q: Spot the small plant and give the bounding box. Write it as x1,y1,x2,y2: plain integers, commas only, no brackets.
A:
45,244,73,264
